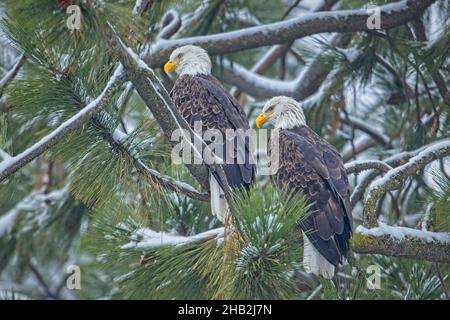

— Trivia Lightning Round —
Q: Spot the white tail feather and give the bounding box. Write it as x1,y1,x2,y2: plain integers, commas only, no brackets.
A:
209,174,230,223
302,232,335,279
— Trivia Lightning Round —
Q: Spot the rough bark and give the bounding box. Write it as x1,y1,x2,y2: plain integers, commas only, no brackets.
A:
352,232,450,264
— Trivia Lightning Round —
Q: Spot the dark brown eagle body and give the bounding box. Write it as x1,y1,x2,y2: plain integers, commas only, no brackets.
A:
170,74,255,190
272,125,352,266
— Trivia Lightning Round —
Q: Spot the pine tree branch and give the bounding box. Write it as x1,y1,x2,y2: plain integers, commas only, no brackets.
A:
84,111,210,202
230,0,340,100
219,33,352,99
352,224,450,264
134,159,210,201
375,54,414,96
0,66,126,182
144,0,436,68
28,260,59,299
156,10,182,41
345,160,392,175
132,0,150,16
125,227,225,251
363,139,450,228
0,53,25,98
350,140,435,206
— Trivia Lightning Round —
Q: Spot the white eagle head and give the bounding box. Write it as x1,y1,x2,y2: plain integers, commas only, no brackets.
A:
256,96,306,129
164,45,212,76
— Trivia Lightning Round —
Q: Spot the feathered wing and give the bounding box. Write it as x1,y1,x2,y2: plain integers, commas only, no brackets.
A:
273,126,352,277
171,74,255,221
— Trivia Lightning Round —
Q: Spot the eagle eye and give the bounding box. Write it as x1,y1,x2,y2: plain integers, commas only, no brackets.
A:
266,105,275,113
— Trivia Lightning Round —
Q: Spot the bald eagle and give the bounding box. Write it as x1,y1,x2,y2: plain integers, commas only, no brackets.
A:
256,96,352,278
164,45,255,223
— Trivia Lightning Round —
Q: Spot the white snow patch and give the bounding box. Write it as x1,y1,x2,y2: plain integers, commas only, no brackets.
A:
0,208,20,237
356,222,450,244
121,227,224,249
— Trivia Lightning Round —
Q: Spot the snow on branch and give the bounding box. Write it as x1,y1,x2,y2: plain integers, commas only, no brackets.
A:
0,184,70,238
345,160,392,175
350,138,448,206
132,0,149,16
363,139,450,227
88,111,210,201
229,0,340,99
0,53,25,98
121,227,224,250
144,0,436,68
0,66,126,182
353,222,450,263
134,159,209,202
221,33,352,99
156,10,181,41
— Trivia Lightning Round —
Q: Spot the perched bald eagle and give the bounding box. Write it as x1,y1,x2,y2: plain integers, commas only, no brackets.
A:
164,45,255,223
256,96,352,278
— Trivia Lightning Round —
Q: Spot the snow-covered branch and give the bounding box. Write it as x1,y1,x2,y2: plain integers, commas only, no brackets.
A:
353,223,450,263
350,147,423,206
363,139,450,227
132,0,149,16
144,0,436,68
134,158,209,202
122,227,224,251
88,111,210,202
0,66,126,182
220,33,352,99
229,0,340,99
156,10,181,41
0,184,70,238
0,54,25,98
345,160,392,175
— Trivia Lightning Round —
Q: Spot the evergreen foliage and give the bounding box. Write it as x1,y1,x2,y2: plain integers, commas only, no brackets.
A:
0,0,448,300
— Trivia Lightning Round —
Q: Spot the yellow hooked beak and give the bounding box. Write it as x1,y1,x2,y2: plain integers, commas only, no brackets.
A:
164,59,179,74
256,112,271,128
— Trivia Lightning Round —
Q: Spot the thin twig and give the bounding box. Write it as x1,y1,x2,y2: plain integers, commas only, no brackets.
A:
0,54,26,98
28,261,58,299
434,263,450,300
